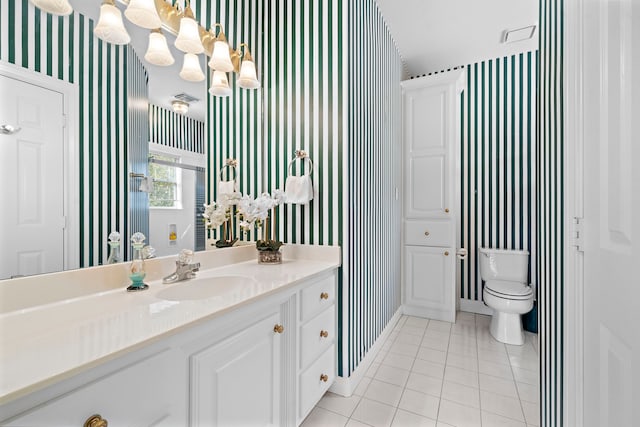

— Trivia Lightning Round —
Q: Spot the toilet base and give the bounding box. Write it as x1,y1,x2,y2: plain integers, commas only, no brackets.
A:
489,311,525,345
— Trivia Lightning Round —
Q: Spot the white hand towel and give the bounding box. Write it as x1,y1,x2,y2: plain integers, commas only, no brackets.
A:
284,175,313,204
218,180,236,195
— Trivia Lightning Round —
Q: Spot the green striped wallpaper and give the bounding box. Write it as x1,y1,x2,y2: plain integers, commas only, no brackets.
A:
196,0,402,377
1,1,149,266
149,104,206,154
538,0,563,425
460,52,538,302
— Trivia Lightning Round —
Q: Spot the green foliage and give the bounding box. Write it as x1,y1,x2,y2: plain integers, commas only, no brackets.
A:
256,239,283,252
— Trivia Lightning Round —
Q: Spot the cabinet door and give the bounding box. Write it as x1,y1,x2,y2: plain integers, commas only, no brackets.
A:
404,246,455,322
4,350,185,427
190,311,282,427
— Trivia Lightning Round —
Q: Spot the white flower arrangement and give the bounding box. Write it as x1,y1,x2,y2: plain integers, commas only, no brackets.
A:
237,190,286,233
203,192,242,247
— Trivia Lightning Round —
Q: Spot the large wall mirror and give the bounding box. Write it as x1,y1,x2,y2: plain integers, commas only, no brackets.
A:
0,0,218,279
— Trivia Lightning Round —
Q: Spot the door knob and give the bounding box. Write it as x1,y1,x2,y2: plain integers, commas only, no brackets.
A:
445,208,450,213
320,374,329,382
273,324,284,334
456,248,468,260
320,292,329,300
320,330,329,338
424,230,430,236
0,124,21,135
444,251,449,256
84,415,108,427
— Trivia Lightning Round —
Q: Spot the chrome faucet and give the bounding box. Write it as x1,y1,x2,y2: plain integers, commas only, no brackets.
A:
163,249,201,284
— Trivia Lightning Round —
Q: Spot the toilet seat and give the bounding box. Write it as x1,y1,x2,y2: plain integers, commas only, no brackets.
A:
484,280,533,300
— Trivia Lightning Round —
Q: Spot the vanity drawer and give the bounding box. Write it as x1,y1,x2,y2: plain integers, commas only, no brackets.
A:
299,345,335,420
300,306,335,368
300,275,335,322
404,220,453,247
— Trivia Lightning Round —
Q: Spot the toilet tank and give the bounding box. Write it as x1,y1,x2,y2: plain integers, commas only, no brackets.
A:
478,248,529,283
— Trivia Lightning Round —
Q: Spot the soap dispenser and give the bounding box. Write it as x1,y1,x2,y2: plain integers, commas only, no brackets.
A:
127,232,149,292
106,231,122,264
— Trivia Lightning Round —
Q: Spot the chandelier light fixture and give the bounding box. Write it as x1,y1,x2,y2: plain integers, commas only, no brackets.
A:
171,100,189,115
30,0,260,98
94,0,131,45
144,28,174,66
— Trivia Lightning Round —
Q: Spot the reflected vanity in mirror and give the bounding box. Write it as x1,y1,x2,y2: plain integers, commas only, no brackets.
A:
0,0,260,279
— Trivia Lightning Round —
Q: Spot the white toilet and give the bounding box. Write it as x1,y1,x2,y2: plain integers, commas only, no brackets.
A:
479,248,534,345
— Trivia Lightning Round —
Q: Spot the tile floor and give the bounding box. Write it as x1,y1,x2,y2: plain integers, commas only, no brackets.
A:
302,313,539,427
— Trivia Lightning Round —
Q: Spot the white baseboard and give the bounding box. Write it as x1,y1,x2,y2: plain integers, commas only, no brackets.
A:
329,308,403,397
458,299,494,316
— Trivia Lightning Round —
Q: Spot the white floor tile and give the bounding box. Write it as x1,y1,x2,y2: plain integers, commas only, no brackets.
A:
521,400,540,426
346,419,374,427
478,348,511,365
505,342,536,357
451,323,477,336
455,311,476,323
478,373,519,399
436,423,456,427
375,364,411,387
508,353,539,372
301,407,349,427
391,409,437,427
401,325,427,337
477,337,508,352
421,336,450,352
383,352,416,371
512,366,539,385
317,392,362,417
475,314,491,326
354,377,373,396
446,353,479,372
412,359,446,379
481,411,527,427
447,341,477,357
366,362,381,378
405,317,430,328
417,347,448,365
516,382,539,404
441,381,480,408
364,379,405,407
389,342,420,358
449,334,476,348
443,365,479,388
351,398,397,427
480,390,525,422
427,320,452,334
437,398,482,427
405,372,443,398
398,389,440,420
478,359,514,380
395,332,424,346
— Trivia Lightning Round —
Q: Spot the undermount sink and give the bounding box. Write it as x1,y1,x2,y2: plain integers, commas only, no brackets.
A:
156,276,256,301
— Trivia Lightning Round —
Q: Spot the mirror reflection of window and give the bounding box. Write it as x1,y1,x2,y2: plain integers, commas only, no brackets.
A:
149,154,182,209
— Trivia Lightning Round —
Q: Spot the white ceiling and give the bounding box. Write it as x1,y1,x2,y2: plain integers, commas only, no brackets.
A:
69,1,207,121
375,0,538,77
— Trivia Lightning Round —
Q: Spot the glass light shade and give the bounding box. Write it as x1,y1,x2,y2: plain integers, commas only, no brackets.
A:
209,71,232,97
94,2,131,45
30,0,73,16
145,30,174,66
179,53,205,82
175,16,204,54
124,0,161,29
172,100,189,115
209,40,234,72
238,59,260,89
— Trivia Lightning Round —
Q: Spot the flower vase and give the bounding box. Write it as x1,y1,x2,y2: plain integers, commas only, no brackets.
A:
258,249,282,264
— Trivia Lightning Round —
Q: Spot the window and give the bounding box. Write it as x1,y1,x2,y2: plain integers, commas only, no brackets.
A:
148,154,182,209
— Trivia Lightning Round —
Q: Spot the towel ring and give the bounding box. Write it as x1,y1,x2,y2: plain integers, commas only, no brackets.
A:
219,160,238,181
288,153,313,176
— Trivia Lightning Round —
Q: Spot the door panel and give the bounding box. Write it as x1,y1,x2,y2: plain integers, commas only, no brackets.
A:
0,75,65,279
581,0,639,425
408,155,446,215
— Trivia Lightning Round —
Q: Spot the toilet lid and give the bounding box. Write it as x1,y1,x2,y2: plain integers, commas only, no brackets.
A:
484,280,533,299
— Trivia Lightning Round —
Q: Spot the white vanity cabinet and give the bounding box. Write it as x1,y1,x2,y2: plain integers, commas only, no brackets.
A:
4,349,187,427
1,267,339,427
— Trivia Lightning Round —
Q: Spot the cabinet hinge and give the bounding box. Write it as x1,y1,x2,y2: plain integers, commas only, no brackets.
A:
571,217,584,252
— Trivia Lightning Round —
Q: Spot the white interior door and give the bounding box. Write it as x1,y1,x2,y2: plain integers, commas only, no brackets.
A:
580,0,640,425
0,75,65,279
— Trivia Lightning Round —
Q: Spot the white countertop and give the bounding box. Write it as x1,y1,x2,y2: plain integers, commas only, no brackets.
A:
0,245,340,404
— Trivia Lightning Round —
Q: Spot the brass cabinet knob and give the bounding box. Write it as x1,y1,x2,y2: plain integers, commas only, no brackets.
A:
273,324,284,334
320,292,329,300
424,231,430,236
445,208,450,213
320,374,329,382
320,330,329,338
444,251,449,256
84,415,108,427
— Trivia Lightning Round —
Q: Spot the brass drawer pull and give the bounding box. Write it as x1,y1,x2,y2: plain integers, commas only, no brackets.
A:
444,251,449,256
424,231,430,236
273,324,284,334
445,208,450,213
320,374,329,382
84,415,108,427
320,292,329,300
320,330,329,338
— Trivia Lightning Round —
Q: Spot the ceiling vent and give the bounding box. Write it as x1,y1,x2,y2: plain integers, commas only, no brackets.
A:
173,92,200,104
503,25,537,43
